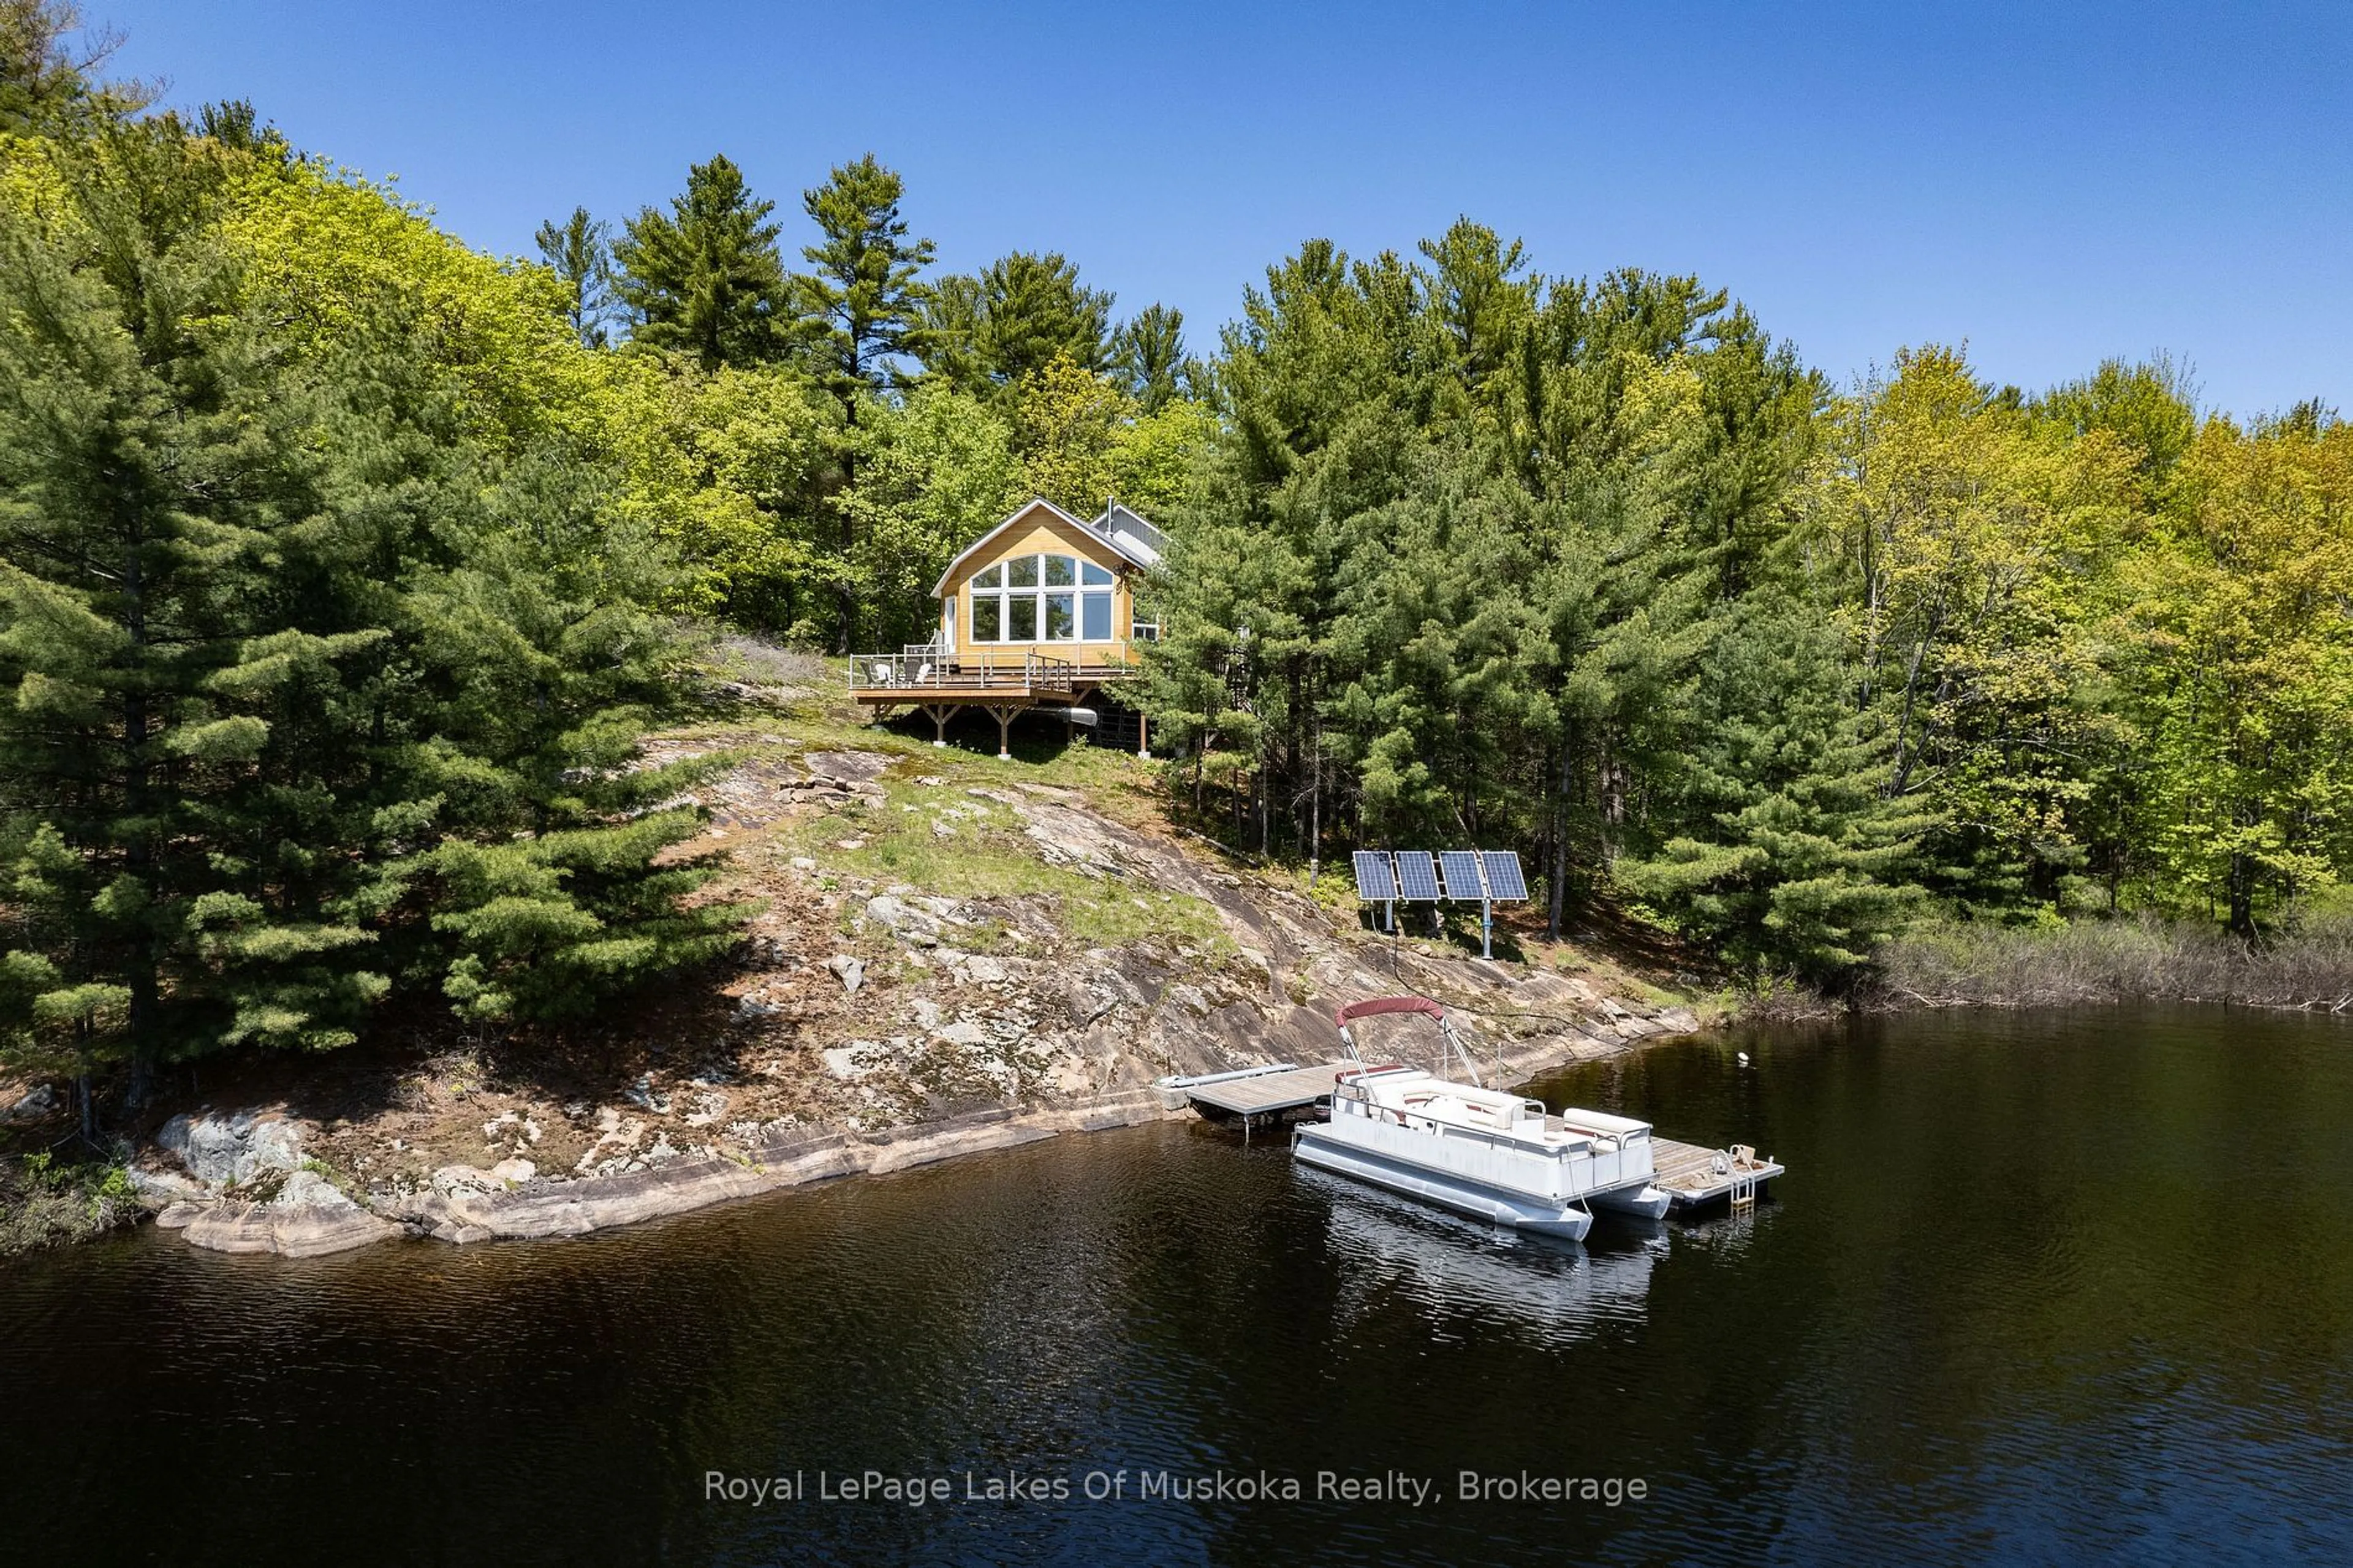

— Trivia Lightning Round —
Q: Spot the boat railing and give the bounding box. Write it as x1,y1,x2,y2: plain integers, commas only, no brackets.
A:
1342,1083,1625,1161
1366,1108,1586,1159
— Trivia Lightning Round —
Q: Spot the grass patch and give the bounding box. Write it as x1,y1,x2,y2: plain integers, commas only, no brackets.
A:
1264,857,1372,922
776,774,1234,959
1869,912,2353,1011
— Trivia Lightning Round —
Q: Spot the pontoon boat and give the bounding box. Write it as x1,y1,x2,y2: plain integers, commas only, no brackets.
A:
1291,998,1674,1238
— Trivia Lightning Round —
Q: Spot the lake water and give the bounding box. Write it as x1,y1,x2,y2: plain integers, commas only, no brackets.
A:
4,1007,2351,1566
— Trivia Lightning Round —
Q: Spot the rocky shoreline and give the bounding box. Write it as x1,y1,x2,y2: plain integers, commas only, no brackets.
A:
20,735,1706,1260
136,1094,1162,1257
127,998,1697,1259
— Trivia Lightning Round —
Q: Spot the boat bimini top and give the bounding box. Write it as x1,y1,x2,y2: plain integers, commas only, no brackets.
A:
1334,996,1486,1088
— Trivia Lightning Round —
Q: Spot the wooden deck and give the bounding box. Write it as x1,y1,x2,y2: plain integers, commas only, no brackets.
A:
848,654,1138,706
1650,1137,1783,1211
1175,1064,1347,1119
847,653,1143,754
854,681,1089,705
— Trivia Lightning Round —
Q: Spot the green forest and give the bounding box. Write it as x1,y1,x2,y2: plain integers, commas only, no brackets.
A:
4,1,2351,1103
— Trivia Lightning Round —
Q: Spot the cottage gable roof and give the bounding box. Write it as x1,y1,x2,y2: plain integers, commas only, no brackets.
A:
1100,503,1167,566
930,498,1162,598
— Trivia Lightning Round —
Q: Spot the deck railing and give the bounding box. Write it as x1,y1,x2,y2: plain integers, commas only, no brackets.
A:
847,650,1077,694
1023,652,1075,693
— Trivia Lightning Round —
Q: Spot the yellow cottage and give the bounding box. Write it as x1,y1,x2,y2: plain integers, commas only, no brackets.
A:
850,498,1164,756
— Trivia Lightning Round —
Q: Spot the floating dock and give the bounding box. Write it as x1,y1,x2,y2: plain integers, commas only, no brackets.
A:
1649,1137,1783,1211
1156,1063,1783,1208
1159,1063,1346,1123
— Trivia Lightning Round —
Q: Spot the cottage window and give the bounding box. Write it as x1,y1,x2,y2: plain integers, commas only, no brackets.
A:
969,551,1117,643
1080,561,1113,642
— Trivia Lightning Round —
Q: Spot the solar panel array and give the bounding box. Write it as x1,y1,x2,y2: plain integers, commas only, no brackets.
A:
1394,850,1442,901
1354,850,1532,901
1481,850,1529,901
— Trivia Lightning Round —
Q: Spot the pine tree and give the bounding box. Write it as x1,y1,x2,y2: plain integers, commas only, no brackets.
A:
535,204,616,349
1338,462,1550,851
1417,218,1537,394
919,251,1110,392
389,456,749,1023
914,273,987,392
1,126,752,1105
0,126,384,1099
1137,523,1275,820
1619,595,1931,982
789,153,935,651
613,155,793,369
982,251,1111,381
1115,303,1189,412
794,153,934,408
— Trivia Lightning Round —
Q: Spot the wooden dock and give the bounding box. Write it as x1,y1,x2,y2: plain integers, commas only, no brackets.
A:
1170,1064,1347,1120
1650,1137,1783,1211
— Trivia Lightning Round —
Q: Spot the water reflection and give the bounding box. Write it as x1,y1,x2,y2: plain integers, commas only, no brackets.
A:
1304,1172,1665,1346
4,1007,2352,1567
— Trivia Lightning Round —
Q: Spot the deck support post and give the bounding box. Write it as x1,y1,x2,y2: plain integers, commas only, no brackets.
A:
921,703,960,747
1137,710,1149,760
986,703,1020,760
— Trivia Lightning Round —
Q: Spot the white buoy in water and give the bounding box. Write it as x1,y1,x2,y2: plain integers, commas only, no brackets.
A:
1737,1051,1751,1066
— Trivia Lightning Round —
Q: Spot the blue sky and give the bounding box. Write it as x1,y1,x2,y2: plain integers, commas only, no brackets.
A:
97,1,2350,417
